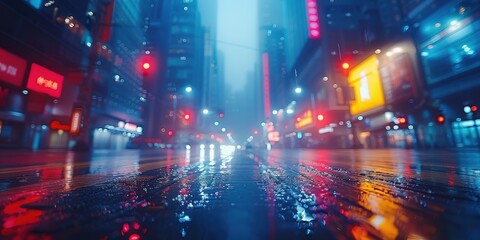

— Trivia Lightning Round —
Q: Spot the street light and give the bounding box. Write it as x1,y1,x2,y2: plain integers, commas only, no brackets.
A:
185,86,192,93
294,87,302,94
202,108,209,115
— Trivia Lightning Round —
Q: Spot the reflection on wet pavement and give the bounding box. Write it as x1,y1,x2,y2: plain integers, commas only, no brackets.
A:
1,148,480,239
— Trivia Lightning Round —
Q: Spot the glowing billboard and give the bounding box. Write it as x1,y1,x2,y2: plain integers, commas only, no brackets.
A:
295,110,313,129
0,48,27,87
27,63,64,98
348,55,385,116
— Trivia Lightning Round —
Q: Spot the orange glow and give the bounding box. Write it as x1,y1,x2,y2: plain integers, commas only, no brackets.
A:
398,117,406,124
295,110,313,129
437,115,445,123
342,62,350,69
348,55,385,116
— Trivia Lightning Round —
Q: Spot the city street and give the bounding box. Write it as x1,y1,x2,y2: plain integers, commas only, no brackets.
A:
1,147,480,239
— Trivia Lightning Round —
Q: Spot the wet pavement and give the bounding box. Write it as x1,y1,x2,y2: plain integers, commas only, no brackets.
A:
1,147,480,239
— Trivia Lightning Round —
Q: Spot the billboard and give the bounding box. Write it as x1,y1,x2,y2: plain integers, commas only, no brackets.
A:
348,55,385,116
295,110,313,130
379,53,418,104
26,63,64,98
0,48,27,87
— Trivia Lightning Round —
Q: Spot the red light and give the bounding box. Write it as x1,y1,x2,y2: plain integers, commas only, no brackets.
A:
437,115,445,123
184,114,190,120
142,62,150,70
167,130,173,136
219,113,224,118
398,117,406,124
317,114,324,121
472,105,478,112
129,234,140,240
253,130,258,135
342,62,350,70
296,117,302,122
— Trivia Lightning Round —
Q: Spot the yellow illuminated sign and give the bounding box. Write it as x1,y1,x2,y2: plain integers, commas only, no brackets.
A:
348,55,385,116
295,110,313,129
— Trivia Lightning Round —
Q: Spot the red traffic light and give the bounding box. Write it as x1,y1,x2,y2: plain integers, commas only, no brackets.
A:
342,62,350,70
437,115,445,124
398,117,407,124
167,130,174,136
142,62,151,70
317,114,324,121
472,105,478,112
184,114,191,120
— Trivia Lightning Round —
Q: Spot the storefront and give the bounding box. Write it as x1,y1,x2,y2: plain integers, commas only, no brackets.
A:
0,48,28,148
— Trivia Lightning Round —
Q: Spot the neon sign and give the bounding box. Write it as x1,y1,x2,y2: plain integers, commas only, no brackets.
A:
306,0,320,39
27,63,64,98
0,48,27,87
295,110,313,129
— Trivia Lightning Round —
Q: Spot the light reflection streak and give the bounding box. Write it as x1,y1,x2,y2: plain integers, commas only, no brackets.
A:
64,151,74,190
186,149,191,163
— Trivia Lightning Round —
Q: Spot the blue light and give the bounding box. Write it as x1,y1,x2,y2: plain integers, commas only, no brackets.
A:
296,132,303,139
26,0,42,9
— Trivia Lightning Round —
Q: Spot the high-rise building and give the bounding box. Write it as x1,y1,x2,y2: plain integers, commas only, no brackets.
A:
281,0,386,148
158,0,204,144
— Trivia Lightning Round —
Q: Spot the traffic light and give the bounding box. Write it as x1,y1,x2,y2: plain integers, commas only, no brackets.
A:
167,130,174,136
397,117,407,124
184,113,191,120
138,55,155,77
317,114,324,121
142,62,150,70
472,105,478,113
342,62,350,70
436,115,445,124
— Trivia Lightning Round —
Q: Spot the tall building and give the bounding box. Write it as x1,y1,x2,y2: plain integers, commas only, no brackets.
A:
257,0,287,147
280,0,386,148
158,0,204,144
0,0,149,150
408,0,480,148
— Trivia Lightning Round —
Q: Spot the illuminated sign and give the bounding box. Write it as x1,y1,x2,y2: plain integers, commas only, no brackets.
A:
0,48,27,87
379,52,417,104
348,55,385,116
263,53,271,119
50,120,71,131
268,131,280,142
306,0,320,39
70,108,82,135
295,110,313,129
124,123,137,132
27,63,64,98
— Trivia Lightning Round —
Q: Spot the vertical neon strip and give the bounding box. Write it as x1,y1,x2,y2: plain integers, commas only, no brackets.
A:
263,53,271,120
306,0,320,39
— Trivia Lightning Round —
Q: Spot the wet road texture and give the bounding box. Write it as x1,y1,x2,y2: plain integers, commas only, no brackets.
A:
1,147,480,240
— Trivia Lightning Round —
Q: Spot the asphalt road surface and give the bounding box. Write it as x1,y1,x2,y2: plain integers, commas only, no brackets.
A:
1,147,480,239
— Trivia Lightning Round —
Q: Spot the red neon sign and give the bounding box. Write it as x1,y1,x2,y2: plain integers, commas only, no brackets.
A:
27,63,64,98
263,53,271,120
0,48,27,87
306,0,320,39
50,120,71,131
70,108,82,135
